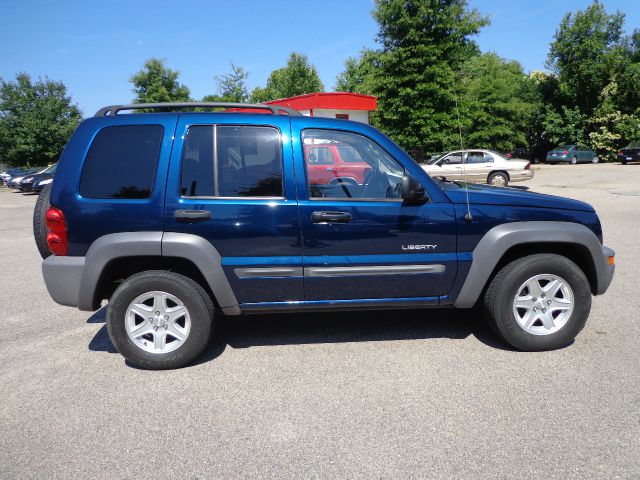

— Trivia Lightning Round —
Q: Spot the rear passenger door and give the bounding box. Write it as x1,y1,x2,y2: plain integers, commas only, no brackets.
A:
464,151,492,182
164,114,303,305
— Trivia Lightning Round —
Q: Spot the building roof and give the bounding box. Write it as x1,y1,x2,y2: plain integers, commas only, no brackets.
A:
265,92,377,111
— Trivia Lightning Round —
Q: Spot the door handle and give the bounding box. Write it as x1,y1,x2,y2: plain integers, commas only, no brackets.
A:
311,211,352,224
174,209,212,222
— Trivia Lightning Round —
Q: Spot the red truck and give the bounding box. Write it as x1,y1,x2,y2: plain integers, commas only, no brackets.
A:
305,143,372,186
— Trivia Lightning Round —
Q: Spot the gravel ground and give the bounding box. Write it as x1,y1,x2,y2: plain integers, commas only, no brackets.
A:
1,163,638,479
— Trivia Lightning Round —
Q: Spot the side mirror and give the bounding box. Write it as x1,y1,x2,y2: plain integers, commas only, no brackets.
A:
401,175,427,204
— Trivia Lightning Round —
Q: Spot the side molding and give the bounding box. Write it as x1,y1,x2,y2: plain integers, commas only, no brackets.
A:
454,221,613,308
162,232,241,315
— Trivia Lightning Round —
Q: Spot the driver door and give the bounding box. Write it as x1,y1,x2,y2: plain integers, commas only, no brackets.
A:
292,124,457,301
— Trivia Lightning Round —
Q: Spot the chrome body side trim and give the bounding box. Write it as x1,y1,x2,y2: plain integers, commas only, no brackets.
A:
304,264,445,277
234,267,303,278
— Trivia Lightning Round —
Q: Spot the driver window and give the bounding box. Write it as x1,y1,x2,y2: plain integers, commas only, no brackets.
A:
443,153,462,165
302,129,405,200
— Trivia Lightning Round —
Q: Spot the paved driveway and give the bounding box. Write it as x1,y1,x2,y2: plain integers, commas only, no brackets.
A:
1,163,638,479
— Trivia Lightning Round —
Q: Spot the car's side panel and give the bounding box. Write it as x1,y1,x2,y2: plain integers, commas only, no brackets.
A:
51,116,179,256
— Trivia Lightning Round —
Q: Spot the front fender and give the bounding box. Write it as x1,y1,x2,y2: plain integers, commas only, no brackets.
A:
453,221,615,308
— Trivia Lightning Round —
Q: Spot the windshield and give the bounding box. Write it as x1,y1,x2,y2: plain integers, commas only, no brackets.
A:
555,145,574,150
625,141,640,148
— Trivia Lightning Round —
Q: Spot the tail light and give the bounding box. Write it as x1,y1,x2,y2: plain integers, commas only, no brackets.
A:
618,150,624,155
46,207,68,256
562,150,569,154
524,162,531,170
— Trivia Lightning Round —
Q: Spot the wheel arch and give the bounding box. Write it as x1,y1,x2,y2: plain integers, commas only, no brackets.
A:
78,232,240,314
488,170,510,182
454,222,608,308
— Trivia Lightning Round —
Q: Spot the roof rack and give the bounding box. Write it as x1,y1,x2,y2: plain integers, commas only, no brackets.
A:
94,102,301,117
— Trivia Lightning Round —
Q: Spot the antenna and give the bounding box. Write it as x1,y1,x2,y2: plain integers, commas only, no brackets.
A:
452,74,473,223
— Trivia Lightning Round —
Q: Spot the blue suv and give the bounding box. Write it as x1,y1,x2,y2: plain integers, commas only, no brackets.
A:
37,103,615,369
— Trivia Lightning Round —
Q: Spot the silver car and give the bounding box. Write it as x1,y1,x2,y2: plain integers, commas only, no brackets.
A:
422,149,533,187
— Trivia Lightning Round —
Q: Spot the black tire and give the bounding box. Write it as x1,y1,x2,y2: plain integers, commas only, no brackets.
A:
570,156,577,165
487,171,509,187
33,183,52,259
107,270,214,369
483,254,591,351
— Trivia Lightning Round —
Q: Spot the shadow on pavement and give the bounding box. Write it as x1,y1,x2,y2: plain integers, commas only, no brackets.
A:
87,305,514,367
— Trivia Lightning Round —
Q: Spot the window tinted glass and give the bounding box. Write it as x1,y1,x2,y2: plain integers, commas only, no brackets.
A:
181,125,283,197
181,126,214,196
303,129,404,200
80,125,163,199
466,151,486,164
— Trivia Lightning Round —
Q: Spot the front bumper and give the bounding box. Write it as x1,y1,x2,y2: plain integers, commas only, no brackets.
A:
597,245,615,295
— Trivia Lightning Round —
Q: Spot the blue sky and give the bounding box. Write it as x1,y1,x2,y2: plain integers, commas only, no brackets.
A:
1,0,638,117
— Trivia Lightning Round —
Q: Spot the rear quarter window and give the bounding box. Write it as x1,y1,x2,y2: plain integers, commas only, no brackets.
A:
79,125,163,199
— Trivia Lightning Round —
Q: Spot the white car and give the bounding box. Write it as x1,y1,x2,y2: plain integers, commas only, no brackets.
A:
422,149,533,187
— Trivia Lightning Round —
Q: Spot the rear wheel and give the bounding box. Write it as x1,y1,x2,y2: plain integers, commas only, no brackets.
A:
106,270,214,369
570,156,578,165
488,171,509,187
483,254,591,351
33,183,52,259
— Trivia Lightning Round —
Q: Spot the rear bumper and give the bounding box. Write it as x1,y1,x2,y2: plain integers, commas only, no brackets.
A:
509,170,534,182
42,256,88,309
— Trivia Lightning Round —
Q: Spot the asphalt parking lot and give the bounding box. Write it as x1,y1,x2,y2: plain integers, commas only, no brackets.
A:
1,163,639,479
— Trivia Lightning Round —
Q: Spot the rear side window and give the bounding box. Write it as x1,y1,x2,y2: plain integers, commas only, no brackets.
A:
80,125,163,199
181,125,283,197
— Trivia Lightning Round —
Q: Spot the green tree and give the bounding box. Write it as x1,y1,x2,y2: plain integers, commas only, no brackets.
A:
335,49,380,95
251,52,323,102
0,73,82,167
372,0,489,158
543,106,589,147
460,53,536,151
130,58,191,103
547,1,625,115
203,62,250,103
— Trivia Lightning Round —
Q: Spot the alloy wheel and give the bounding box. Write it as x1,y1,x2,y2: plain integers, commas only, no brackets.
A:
512,274,574,335
125,291,191,354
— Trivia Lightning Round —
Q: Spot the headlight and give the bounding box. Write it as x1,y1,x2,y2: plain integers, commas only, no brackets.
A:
37,178,53,186
23,177,33,183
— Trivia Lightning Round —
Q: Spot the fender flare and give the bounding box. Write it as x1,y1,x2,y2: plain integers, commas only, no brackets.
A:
76,232,240,314
453,221,613,308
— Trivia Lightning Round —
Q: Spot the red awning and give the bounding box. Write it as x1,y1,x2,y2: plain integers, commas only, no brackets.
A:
265,92,376,111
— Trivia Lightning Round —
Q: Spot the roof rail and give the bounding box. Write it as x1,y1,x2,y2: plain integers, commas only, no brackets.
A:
94,102,301,117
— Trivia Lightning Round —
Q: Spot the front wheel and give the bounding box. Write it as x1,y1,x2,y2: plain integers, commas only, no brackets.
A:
483,254,591,351
488,171,509,187
106,270,214,369
592,156,600,164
